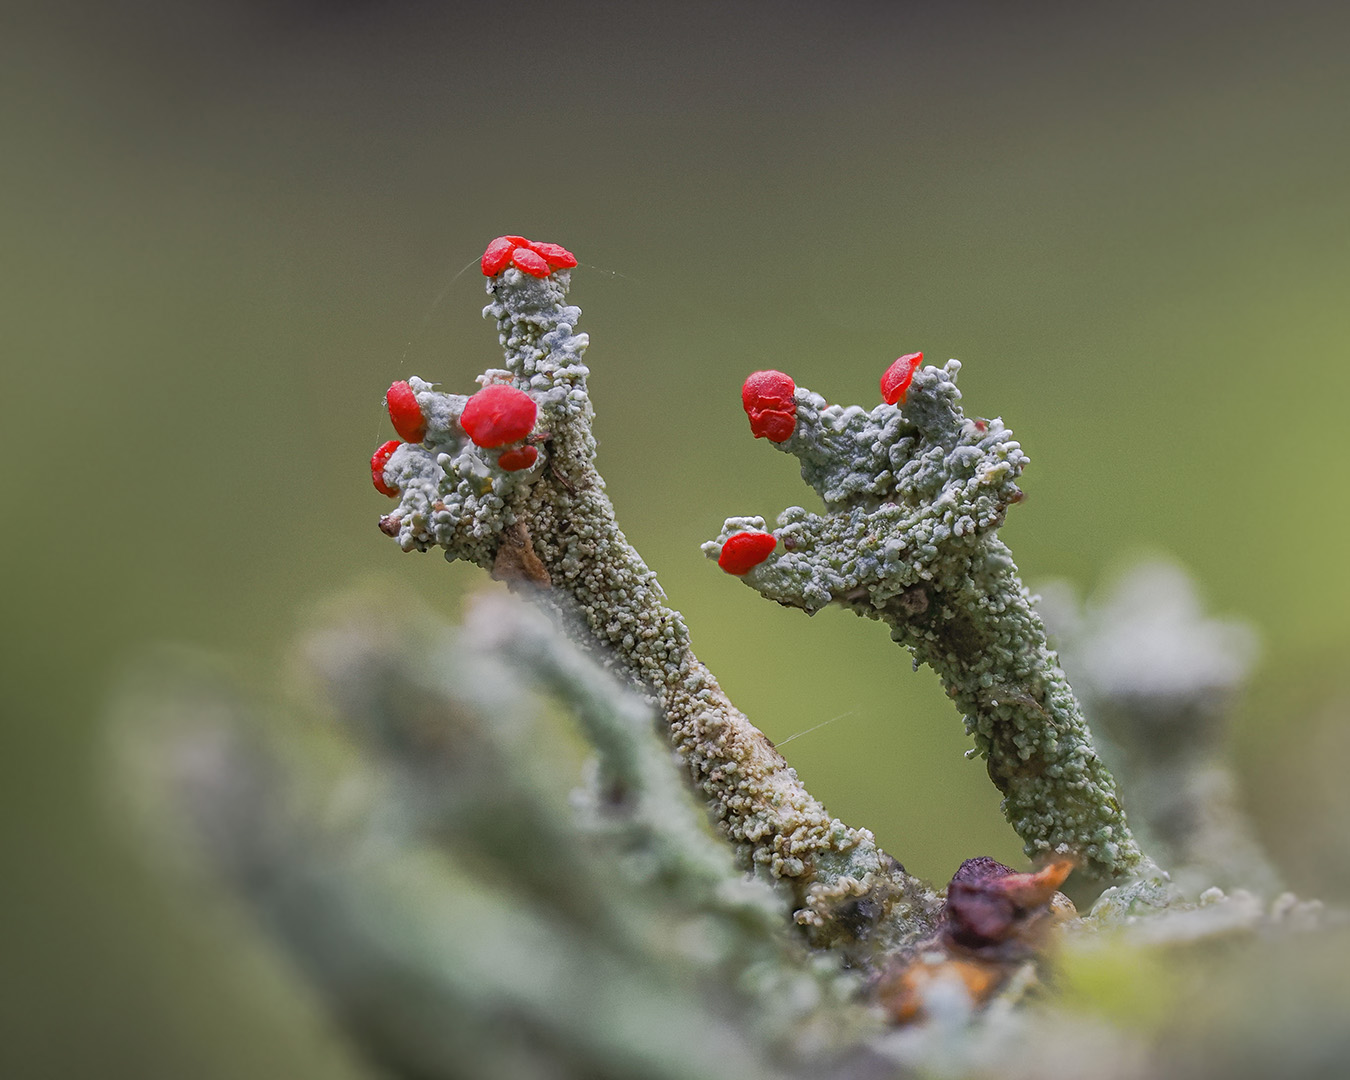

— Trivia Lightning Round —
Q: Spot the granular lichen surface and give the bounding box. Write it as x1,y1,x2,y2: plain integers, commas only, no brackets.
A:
371,237,941,948
704,360,1146,879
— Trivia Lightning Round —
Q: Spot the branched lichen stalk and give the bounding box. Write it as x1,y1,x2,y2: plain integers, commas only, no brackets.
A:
706,361,1148,879
373,237,940,946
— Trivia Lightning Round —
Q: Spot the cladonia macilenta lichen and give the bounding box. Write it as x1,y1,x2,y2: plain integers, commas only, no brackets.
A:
704,362,1151,880
371,238,941,949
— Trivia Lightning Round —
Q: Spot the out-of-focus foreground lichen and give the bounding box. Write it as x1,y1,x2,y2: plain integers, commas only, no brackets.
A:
113,588,1341,1080
113,237,1346,1080
115,595,890,1080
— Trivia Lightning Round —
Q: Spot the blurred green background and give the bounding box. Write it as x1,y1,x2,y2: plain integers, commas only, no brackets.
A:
3,2,1349,1075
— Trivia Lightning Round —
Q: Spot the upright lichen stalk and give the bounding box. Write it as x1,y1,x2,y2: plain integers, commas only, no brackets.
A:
706,359,1148,879
371,237,940,948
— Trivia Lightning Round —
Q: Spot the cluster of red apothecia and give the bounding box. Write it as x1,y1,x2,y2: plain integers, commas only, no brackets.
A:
479,235,577,278
370,236,581,497
371,236,927,584
370,379,540,498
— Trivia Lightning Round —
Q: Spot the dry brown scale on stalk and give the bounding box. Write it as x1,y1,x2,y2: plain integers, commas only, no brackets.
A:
877,856,1076,1025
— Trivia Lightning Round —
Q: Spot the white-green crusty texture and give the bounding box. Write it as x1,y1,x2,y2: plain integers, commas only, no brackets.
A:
705,363,1147,880
1039,561,1278,897
376,264,941,950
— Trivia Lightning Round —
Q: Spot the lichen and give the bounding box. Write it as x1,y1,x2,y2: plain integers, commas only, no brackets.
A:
374,246,940,948
705,362,1148,879
118,595,881,1077
105,236,1345,1080
1039,560,1278,896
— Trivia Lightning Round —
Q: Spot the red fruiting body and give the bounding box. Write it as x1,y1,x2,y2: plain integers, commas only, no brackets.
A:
527,241,578,269
482,235,577,277
751,409,797,443
742,369,795,414
460,384,538,448
481,236,516,276
371,439,402,497
741,369,797,442
511,247,551,277
497,444,539,472
717,531,777,575
880,352,924,406
385,380,427,443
